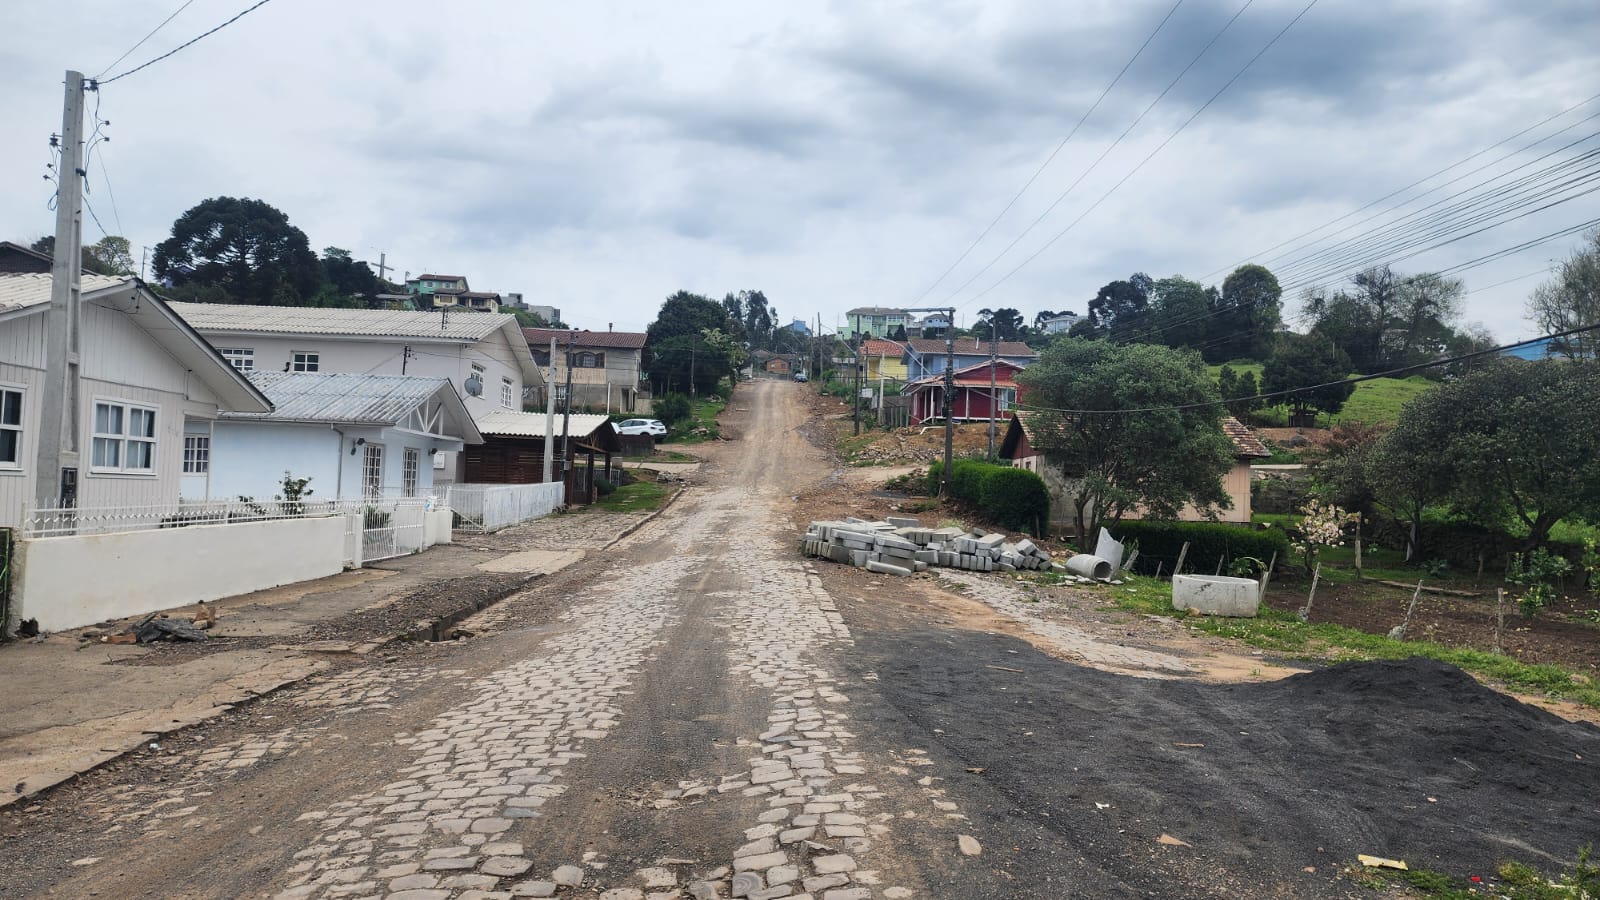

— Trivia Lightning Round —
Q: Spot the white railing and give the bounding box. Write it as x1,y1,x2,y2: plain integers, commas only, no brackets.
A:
446,482,565,533
23,496,438,541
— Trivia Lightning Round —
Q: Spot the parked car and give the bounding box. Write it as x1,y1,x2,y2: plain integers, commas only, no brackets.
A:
793,372,809,382
616,418,668,440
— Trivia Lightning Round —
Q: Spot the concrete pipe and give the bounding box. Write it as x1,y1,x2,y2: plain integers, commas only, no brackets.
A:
1172,574,1262,617
1064,554,1113,581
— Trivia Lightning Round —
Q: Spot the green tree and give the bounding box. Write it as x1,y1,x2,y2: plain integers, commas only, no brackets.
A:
1085,273,1153,341
1262,333,1355,421
1362,419,1452,560
319,246,380,306
152,197,322,305
30,234,135,276
1428,360,1600,549
975,307,1026,342
1208,264,1282,361
645,291,737,394
1015,340,1235,549
1148,276,1214,350
1526,228,1600,361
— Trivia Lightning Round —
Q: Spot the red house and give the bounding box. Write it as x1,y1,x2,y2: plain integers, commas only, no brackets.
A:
904,360,1025,425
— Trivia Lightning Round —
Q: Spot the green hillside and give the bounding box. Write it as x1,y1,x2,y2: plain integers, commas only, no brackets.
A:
1207,360,1435,426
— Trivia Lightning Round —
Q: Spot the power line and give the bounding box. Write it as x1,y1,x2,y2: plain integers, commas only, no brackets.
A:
955,0,1322,312
1201,92,1600,280
935,0,1258,308
94,0,199,79
98,0,277,85
1015,320,1600,416
908,0,1187,306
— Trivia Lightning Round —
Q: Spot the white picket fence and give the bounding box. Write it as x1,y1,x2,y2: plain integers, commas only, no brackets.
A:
446,482,565,533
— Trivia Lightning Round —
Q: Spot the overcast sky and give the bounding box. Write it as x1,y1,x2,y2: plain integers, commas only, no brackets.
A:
2,0,1597,339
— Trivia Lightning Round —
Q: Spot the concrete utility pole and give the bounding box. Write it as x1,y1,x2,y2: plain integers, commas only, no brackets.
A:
987,323,999,458
542,337,557,484
559,331,575,487
942,316,955,493
36,71,88,511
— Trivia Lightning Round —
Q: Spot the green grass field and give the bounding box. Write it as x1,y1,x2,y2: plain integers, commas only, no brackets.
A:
586,481,671,513
1208,359,1435,426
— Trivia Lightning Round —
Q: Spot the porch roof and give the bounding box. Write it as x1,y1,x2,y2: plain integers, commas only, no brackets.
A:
223,372,482,442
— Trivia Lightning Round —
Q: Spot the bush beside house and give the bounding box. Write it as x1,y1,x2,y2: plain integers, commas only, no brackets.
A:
1111,520,1291,577
928,459,1050,532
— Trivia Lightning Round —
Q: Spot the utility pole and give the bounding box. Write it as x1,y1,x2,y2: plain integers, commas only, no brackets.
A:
542,337,557,484
688,345,697,398
36,71,88,512
988,322,999,458
559,331,575,490
852,335,862,436
942,312,955,493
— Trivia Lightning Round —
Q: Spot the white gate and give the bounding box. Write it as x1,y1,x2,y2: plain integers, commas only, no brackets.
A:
338,499,430,565
446,483,565,533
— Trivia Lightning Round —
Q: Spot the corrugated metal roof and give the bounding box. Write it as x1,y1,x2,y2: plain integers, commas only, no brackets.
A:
524,327,648,350
169,301,515,341
0,273,130,311
222,372,453,425
475,411,613,439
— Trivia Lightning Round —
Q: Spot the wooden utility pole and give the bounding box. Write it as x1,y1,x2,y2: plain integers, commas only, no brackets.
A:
36,71,88,511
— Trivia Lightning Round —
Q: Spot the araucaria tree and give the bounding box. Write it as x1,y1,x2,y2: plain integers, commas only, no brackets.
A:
1015,340,1235,549
152,197,322,305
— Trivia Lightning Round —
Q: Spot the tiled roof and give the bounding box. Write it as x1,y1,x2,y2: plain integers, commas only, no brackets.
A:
223,373,452,425
1223,416,1271,458
170,301,516,341
904,338,1038,357
475,411,614,439
0,273,129,311
860,339,905,356
524,327,647,350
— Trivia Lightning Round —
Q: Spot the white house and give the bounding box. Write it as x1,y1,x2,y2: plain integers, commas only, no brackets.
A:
194,372,483,502
0,274,271,529
168,303,542,484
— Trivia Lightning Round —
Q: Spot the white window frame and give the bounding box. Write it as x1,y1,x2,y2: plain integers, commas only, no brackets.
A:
218,348,254,372
362,443,384,498
0,385,24,471
90,398,159,475
500,377,515,409
291,351,320,373
402,447,420,497
182,435,210,474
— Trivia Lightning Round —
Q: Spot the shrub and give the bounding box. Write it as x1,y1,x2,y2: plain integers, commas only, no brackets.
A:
595,477,617,497
979,467,1050,532
927,459,1050,534
654,393,692,428
1110,520,1291,576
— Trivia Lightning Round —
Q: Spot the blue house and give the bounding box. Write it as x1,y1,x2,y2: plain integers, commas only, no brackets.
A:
902,338,1039,380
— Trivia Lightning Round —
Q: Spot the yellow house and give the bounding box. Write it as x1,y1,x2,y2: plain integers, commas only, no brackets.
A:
860,339,908,384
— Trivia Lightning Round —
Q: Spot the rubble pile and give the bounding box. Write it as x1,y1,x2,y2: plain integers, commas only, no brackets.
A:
801,515,1058,577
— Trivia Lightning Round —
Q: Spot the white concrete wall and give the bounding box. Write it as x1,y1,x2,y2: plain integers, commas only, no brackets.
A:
15,515,348,633
206,422,348,501
425,507,454,546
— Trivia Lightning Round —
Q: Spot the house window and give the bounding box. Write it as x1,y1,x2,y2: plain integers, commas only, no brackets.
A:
219,348,254,372
573,351,603,368
501,377,516,409
362,444,384,498
402,448,419,497
555,383,568,404
291,351,319,373
0,388,22,468
183,435,210,474
91,400,157,473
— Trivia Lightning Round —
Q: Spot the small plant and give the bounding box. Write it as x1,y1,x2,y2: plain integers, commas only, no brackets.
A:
1424,558,1451,579
883,468,929,496
1228,556,1266,578
1508,548,1573,618
363,505,392,530
275,471,314,516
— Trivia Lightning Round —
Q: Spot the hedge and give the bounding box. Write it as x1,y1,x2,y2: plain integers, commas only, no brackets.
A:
928,459,1050,533
1110,520,1291,576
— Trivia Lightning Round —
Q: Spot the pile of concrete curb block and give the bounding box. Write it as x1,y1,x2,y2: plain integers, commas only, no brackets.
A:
801,515,1057,577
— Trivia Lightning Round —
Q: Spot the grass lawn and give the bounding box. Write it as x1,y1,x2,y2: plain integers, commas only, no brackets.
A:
669,397,727,444
585,481,672,513
1061,573,1600,709
620,449,700,464
1208,360,1436,427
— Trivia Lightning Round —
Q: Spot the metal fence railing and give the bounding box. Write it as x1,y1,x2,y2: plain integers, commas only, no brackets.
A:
446,482,565,534
22,496,438,542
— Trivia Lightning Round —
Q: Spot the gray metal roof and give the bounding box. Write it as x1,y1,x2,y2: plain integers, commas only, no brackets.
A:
223,372,455,426
475,411,613,439
169,301,516,341
0,273,129,312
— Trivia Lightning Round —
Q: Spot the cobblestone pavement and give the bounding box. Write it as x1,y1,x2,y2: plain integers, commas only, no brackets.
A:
934,570,1194,676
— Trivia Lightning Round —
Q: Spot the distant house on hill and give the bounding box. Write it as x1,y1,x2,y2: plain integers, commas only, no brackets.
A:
0,241,52,274
904,360,1025,425
525,327,650,414
903,338,1038,380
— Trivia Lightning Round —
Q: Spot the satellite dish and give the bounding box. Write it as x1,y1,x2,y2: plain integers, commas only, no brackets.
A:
464,373,483,396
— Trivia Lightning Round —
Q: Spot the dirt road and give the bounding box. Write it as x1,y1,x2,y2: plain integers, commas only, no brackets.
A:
2,380,1597,899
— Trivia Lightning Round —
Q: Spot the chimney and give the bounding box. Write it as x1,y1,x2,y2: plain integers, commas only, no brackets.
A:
608,323,613,332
